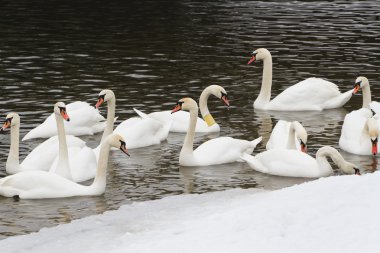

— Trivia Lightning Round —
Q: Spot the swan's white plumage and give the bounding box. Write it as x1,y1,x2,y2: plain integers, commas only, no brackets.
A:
339,108,377,155
23,101,106,140
181,136,262,167
250,48,353,111
145,110,220,133
113,113,171,149
242,147,357,178
266,78,353,111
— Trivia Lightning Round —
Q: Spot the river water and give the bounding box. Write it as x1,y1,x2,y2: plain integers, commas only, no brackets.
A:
0,0,379,239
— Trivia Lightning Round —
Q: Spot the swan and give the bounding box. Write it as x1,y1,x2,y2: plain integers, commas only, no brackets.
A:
266,120,307,152
241,146,360,178
22,101,106,140
0,134,130,199
339,77,379,156
339,112,378,155
48,102,97,182
96,89,171,149
247,48,354,111
171,97,262,166
134,85,229,133
0,112,84,175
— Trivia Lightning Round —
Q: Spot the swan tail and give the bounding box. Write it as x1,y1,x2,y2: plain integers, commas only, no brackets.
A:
243,136,262,155
240,153,269,174
133,108,149,119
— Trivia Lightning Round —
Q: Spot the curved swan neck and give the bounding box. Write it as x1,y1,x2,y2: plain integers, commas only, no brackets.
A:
6,122,20,173
55,113,72,180
100,97,116,143
181,107,198,155
362,84,371,109
316,146,346,171
255,55,272,107
199,87,215,126
286,123,296,149
90,141,111,193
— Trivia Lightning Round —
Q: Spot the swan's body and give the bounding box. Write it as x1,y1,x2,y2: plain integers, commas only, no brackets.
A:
266,120,307,151
134,85,229,133
23,101,106,140
0,134,129,199
339,77,379,156
242,146,359,178
96,90,170,149
1,113,84,175
248,48,353,111
172,98,262,166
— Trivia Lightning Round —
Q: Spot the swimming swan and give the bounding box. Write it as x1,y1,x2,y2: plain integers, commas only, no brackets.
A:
241,146,360,178
172,97,262,166
0,134,129,199
247,48,354,111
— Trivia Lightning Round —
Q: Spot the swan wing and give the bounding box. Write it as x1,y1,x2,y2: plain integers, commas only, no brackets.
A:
21,135,85,172
266,120,291,150
269,78,348,111
243,149,320,178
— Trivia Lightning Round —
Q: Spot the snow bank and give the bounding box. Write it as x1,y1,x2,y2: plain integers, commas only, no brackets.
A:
1,172,380,253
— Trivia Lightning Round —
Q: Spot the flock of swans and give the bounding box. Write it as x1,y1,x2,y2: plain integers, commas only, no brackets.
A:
0,47,376,199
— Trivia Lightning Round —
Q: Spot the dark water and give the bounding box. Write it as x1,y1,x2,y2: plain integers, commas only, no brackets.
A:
1,0,380,239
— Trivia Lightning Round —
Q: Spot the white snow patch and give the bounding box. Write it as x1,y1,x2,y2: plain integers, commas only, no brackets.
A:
1,172,380,253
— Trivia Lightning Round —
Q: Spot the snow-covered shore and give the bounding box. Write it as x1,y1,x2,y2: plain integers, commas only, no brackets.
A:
1,172,379,253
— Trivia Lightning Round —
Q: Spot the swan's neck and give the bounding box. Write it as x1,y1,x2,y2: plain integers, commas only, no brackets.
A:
255,56,272,107
316,146,346,173
55,113,72,180
362,85,371,109
199,88,215,126
286,124,296,149
6,123,20,173
90,142,111,193
100,98,115,143
181,108,198,156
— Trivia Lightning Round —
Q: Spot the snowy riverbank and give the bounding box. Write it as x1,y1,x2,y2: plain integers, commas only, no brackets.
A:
1,171,379,253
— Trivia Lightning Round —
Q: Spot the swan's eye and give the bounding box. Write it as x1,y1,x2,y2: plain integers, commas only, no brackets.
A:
98,94,105,100
251,52,257,56
6,117,13,123
58,106,66,112
355,80,362,86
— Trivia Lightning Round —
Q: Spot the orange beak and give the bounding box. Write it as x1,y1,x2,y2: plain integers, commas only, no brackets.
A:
60,110,70,121
353,84,360,94
95,97,104,109
372,142,377,156
221,95,230,107
247,55,256,65
171,104,182,114
301,143,307,153
1,120,10,132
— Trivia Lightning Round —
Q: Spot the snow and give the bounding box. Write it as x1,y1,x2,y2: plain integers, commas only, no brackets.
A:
1,172,380,253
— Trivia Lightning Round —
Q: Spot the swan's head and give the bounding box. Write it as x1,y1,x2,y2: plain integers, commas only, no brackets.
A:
54,102,70,122
341,161,361,175
292,121,308,153
353,76,369,94
366,117,378,155
208,85,229,106
106,134,130,156
0,112,20,132
96,89,115,109
247,48,271,64
171,97,198,113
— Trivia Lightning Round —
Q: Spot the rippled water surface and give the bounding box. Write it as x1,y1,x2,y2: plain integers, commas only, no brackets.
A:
1,0,380,239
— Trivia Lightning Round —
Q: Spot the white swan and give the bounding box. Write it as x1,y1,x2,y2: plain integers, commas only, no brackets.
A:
48,102,97,182
96,89,171,149
172,97,262,166
241,146,360,178
0,112,84,175
0,134,130,199
23,101,106,140
135,85,229,133
339,77,379,155
266,120,307,152
248,48,354,111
